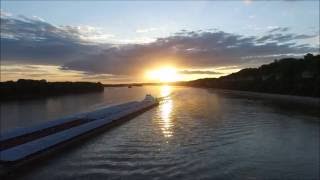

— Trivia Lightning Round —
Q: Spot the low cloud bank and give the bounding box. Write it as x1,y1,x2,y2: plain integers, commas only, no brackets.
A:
1,11,318,77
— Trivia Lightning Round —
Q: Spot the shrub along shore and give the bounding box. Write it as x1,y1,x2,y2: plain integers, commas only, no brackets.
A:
177,53,320,98
0,79,104,101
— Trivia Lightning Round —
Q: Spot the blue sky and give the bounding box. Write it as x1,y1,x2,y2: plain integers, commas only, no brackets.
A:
2,1,319,41
1,1,319,83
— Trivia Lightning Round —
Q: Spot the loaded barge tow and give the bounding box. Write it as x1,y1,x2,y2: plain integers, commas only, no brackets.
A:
0,94,158,176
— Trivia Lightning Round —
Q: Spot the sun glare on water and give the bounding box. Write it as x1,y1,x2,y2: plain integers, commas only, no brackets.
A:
146,67,180,82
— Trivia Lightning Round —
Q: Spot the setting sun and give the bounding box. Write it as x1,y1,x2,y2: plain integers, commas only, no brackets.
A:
146,67,180,82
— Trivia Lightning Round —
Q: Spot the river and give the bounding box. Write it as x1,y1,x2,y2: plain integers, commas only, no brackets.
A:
1,86,319,179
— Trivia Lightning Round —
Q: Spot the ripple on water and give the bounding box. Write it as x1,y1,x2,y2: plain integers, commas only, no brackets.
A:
18,87,320,180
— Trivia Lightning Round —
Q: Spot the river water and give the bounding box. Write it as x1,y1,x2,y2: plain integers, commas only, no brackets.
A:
1,86,319,179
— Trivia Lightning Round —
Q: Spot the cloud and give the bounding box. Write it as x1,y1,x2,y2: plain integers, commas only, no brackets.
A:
1,13,318,77
136,28,157,33
61,25,114,42
62,30,317,75
0,9,12,17
268,27,290,33
0,13,110,65
256,33,316,43
243,0,252,5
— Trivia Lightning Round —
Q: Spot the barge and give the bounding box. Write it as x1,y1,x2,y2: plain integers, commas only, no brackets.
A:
0,95,158,175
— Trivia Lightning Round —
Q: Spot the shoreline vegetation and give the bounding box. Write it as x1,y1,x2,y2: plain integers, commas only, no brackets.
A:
0,79,104,101
177,53,320,98
104,53,320,99
0,53,319,101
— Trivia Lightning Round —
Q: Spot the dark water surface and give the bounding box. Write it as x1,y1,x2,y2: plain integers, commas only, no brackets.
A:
1,86,319,179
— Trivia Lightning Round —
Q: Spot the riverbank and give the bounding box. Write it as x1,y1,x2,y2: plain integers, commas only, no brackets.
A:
176,54,320,98
210,88,320,106
0,79,104,101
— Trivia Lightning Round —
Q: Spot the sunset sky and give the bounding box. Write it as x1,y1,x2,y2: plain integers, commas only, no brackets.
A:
1,0,319,83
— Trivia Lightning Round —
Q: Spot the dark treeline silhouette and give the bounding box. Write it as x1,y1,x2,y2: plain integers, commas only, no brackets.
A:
178,53,320,97
103,83,163,87
104,83,143,87
0,79,104,101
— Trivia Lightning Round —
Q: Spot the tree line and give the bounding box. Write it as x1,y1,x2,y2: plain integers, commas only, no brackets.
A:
0,79,104,101
179,53,320,97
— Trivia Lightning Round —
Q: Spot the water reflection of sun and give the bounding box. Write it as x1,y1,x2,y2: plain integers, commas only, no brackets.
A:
159,85,173,138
